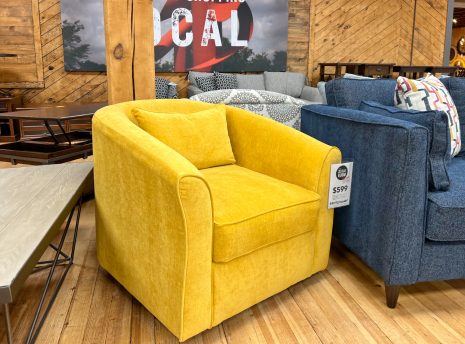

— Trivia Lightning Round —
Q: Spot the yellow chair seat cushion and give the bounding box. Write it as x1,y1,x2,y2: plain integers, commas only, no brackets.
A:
201,165,321,263
132,105,236,169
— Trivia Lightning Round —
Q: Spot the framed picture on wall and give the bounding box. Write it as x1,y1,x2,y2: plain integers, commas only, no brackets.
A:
61,0,289,73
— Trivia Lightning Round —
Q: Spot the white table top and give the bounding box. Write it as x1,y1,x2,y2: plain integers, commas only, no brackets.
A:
0,162,93,303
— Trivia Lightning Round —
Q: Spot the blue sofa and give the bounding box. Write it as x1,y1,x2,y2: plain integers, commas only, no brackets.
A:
301,77,465,308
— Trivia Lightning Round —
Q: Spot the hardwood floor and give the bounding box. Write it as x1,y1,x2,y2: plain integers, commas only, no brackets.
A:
1,161,465,343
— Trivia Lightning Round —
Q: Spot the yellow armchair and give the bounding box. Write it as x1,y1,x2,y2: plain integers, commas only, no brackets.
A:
93,100,341,341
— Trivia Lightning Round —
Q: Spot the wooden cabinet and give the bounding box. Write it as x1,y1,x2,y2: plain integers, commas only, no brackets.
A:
319,63,395,81
363,65,393,77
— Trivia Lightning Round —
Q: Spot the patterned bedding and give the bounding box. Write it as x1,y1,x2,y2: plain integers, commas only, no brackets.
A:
190,89,310,129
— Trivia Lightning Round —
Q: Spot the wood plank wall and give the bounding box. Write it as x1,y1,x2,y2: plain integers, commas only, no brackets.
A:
0,0,44,88
307,0,449,83
412,0,448,65
6,0,310,103
4,0,449,104
9,0,107,104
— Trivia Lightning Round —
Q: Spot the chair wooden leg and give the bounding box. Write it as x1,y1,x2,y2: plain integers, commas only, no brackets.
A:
385,284,401,308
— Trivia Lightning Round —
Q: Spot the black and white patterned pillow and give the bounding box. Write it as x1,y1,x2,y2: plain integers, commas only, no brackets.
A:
155,77,170,99
195,75,217,92
214,71,238,90
167,84,178,99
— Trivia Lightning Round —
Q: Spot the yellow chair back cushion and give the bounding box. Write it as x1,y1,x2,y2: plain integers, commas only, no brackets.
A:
133,105,236,169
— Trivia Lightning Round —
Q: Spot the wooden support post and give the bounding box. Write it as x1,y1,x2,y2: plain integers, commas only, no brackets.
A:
133,0,156,100
103,0,155,104
307,0,317,85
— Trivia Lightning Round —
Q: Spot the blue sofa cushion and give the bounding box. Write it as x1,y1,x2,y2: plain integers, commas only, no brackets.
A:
325,78,397,109
427,157,465,241
359,101,451,191
442,77,465,154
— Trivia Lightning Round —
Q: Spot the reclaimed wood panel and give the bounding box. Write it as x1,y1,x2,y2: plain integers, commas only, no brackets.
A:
0,0,44,88
9,0,449,101
10,0,107,105
288,0,311,75
307,0,448,84
11,0,310,103
308,0,415,83
411,0,448,66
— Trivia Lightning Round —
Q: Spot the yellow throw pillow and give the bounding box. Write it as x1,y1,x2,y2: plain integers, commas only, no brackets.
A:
133,105,236,169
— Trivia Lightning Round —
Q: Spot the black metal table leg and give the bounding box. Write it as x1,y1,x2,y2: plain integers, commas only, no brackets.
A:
55,120,72,145
25,195,83,344
43,120,59,145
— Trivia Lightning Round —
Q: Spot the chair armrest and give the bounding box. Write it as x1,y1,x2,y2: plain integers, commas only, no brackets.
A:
301,85,323,103
226,106,341,270
301,105,429,285
188,85,204,97
92,105,213,340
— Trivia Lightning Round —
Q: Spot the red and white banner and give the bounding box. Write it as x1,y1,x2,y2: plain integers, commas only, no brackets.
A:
61,0,288,73
154,0,288,72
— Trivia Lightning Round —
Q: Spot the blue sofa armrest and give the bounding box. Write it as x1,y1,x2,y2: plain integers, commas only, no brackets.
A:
301,105,429,285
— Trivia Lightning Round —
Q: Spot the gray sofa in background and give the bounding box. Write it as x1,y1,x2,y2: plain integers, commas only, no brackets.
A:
187,71,323,103
300,77,465,308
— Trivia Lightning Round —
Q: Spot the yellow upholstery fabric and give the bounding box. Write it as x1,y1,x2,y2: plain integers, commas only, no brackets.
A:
225,107,342,271
201,165,320,262
133,105,235,169
212,231,315,325
93,99,341,342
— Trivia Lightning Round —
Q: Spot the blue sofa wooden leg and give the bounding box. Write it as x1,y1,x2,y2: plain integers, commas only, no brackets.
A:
385,284,401,308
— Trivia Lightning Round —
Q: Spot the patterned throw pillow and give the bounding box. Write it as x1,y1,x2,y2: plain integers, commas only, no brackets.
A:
395,74,461,157
195,75,216,92
214,71,238,90
188,71,213,87
155,77,170,99
167,83,178,99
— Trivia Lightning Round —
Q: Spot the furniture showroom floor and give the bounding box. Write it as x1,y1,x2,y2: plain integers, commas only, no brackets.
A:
1,161,465,344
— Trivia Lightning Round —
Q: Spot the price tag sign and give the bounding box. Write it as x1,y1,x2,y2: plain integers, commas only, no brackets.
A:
328,162,353,209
